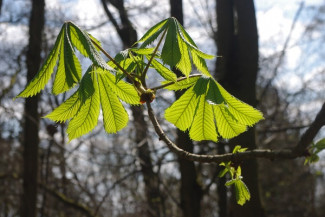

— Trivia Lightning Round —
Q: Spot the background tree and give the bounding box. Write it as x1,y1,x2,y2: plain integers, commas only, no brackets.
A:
21,0,44,217
215,0,264,216
0,1,324,217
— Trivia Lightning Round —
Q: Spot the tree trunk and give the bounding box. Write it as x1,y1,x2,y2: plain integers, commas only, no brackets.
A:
170,1,203,217
21,0,45,217
215,0,265,216
101,1,164,216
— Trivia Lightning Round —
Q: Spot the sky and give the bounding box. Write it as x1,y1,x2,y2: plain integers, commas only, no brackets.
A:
1,0,324,123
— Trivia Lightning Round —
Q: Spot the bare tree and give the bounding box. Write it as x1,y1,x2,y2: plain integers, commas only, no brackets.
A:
21,0,45,217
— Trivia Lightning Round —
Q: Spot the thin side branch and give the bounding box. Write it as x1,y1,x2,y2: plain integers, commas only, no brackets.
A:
151,74,202,91
141,28,168,82
146,101,325,163
90,38,135,83
39,182,97,217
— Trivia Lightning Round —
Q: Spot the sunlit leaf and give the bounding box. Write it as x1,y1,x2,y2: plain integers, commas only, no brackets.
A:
96,68,140,105
53,25,82,95
161,18,181,67
68,22,112,71
215,81,264,126
98,73,129,133
189,96,218,142
138,19,168,48
213,105,247,139
16,25,64,98
165,86,200,131
175,34,191,77
151,59,177,82
44,91,81,122
67,72,100,140
162,76,200,91
234,180,251,206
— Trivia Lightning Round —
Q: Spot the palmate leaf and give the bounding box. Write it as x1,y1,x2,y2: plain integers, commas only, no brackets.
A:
234,180,251,206
137,17,213,78
17,21,112,99
45,91,81,122
214,81,264,126
67,72,100,140
53,24,82,95
213,105,247,139
96,68,140,105
164,86,200,131
46,65,134,140
138,19,169,47
98,73,128,133
165,77,263,141
68,22,112,71
161,18,181,67
150,59,177,82
16,25,64,98
189,96,218,142
162,76,200,91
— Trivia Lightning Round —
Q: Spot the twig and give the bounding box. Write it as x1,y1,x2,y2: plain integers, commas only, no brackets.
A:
39,182,97,217
151,74,202,91
141,28,168,82
89,37,135,83
146,101,325,163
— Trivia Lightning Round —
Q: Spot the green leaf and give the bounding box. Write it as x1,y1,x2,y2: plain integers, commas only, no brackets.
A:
67,72,100,140
190,48,212,77
68,22,112,71
138,19,168,47
232,145,247,154
225,179,237,186
96,68,140,105
218,167,229,178
53,25,82,95
164,86,200,131
315,138,325,150
234,180,251,206
215,81,264,126
206,78,225,104
193,77,209,96
189,96,218,142
130,47,156,55
176,21,213,77
161,76,200,91
151,59,177,82
213,105,247,139
16,25,64,98
98,73,129,133
175,34,191,77
161,18,181,67
44,91,81,122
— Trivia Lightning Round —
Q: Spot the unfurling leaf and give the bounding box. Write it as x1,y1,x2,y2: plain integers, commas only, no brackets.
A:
234,180,251,206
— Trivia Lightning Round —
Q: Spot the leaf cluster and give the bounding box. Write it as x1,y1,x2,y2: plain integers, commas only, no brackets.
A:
304,138,325,164
15,17,263,144
219,146,251,206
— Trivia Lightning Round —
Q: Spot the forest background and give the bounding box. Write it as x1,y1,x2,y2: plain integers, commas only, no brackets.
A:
0,0,325,217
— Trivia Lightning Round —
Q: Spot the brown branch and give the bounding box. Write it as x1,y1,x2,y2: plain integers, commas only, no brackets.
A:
89,38,135,84
141,27,168,83
151,74,202,91
146,101,325,163
39,183,97,217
